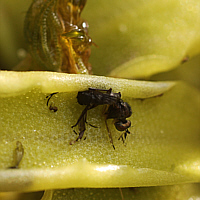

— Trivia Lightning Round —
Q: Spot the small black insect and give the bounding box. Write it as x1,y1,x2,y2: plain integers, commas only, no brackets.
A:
46,92,58,112
71,88,132,149
8,141,24,169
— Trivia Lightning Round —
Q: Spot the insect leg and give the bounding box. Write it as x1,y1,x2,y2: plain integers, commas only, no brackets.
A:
76,113,87,141
83,111,98,128
71,104,96,128
118,129,131,144
71,104,90,128
85,122,98,128
70,110,87,145
105,120,115,150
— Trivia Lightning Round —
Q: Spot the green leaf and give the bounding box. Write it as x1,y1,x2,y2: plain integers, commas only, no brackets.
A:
0,71,199,192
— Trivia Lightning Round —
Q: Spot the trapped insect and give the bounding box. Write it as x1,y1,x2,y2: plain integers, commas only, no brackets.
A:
71,88,132,149
46,92,58,112
8,141,24,169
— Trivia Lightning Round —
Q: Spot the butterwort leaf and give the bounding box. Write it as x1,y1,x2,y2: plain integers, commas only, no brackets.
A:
0,71,199,193
84,0,200,78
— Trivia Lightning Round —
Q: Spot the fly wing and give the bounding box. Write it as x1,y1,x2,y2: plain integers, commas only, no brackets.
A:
95,93,118,105
105,104,121,119
105,101,132,120
77,89,120,106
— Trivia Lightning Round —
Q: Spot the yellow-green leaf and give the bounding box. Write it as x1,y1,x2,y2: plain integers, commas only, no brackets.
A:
84,0,200,78
0,71,199,192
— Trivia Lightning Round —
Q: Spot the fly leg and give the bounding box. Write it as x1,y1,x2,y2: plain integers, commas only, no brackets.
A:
105,120,115,150
71,104,96,128
118,129,130,145
70,129,86,145
70,111,87,145
71,104,90,128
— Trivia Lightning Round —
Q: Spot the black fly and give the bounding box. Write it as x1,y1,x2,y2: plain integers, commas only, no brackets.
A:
71,88,132,149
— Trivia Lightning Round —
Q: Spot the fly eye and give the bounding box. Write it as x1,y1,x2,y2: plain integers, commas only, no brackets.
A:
114,120,131,131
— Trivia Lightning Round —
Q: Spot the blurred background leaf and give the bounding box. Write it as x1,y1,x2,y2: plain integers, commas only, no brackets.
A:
83,0,200,78
1,0,200,80
0,0,31,69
